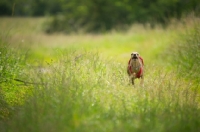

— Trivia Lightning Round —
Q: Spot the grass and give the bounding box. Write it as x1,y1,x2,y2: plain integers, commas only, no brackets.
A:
0,16,199,132
0,17,185,64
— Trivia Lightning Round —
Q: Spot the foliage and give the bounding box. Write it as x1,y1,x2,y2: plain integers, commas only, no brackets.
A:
0,0,200,32
0,38,25,84
0,0,62,16
165,23,200,83
0,36,26,119
45,0,200,33
0,0,13,16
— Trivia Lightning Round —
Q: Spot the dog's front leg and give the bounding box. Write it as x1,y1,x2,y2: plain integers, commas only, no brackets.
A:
131,73,136,86
131,77,134,85
140,75,144,87
129,74,134,86
129,76,132,85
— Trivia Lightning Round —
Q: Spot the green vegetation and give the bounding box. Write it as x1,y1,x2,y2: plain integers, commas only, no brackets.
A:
0,17,199,132
1,0,200,32
165,25,200,83
0,34,27,119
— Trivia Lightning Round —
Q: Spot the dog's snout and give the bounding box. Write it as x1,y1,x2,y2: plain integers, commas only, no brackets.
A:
131,52,139,59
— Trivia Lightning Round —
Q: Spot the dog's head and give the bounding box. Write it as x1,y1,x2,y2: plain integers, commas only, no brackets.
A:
131,52,140,59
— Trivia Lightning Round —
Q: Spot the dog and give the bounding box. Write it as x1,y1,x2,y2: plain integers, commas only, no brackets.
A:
127,52,144,86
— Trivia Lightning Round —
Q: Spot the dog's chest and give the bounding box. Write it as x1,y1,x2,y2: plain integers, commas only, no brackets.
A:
130,60,141,72
132,66,140,71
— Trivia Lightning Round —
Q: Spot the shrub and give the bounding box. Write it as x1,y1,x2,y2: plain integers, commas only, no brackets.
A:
44,0,200,33
0,36,26,119
166,24,200,84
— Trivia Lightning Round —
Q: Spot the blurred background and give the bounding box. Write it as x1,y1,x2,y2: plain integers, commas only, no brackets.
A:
1,0,199,33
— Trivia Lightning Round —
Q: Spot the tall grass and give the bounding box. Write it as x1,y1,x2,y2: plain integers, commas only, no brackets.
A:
0,17,199,132
164,22,200,85
1,50,199,132
0,36,29,121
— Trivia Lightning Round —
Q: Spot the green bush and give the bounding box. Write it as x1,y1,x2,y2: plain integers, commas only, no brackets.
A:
0,38,25,84
166,24,200,84
0,36,26,119
1,0,200,32
45,0,200,33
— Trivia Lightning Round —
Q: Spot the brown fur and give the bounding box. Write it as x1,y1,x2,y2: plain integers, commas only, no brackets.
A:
127,52,144,86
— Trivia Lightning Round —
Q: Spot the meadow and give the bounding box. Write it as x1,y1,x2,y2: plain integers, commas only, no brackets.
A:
0,16,199,132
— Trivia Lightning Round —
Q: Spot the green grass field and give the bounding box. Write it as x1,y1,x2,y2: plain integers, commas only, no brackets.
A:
0,17,199,132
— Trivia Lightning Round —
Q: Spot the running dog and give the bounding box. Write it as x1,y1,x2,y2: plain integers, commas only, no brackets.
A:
127,52,144,86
